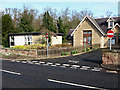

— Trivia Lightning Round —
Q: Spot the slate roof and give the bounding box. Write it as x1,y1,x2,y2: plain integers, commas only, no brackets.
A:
95,17,120,34
70,16,120,36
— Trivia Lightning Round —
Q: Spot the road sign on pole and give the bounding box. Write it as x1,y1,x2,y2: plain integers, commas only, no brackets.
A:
107,30,114,50
46,33,48,57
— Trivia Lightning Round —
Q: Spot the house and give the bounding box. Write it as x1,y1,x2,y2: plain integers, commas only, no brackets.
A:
8,32,63,47
70,16,120,48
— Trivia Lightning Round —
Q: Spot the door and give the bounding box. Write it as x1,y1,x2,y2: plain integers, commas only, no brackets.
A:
83,31,92,46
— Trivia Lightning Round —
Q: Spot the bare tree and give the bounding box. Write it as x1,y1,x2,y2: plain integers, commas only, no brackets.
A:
79,8,93,20
105,11,112,17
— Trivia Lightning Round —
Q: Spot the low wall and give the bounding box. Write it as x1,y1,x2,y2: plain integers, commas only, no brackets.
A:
102,49,120,65
0,44,100,59
0,48,37,58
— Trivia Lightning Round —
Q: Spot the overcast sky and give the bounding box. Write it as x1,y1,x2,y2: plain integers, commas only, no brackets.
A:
0,0,119,18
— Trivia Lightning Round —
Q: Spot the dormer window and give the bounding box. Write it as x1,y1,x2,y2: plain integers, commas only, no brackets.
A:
110,21,113,27
107,18,115,28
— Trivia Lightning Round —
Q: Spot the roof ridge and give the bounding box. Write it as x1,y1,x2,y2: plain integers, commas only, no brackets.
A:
95,16,120,20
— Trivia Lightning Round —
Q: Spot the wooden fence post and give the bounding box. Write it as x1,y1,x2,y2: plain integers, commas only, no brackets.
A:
36,50,38,58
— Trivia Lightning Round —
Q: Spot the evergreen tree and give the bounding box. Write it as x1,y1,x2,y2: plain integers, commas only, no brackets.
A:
57,17,69,43
42,11,56,33
57,17,64,33
18,9,33,32
62,25,69,43
2,14,15,47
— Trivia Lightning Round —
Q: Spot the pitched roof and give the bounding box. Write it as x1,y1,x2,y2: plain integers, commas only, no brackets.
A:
95,17,120,34
71,16,120,36
111,23,120,30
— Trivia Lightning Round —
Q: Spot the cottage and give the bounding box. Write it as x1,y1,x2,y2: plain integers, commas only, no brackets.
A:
8,32,63,47
70,16,120,48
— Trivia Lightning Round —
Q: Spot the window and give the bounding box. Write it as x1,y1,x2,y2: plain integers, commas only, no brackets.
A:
10,36,14,46
83,32,87,34
108,21,114,28
110,21,113,27
25,36,32,45
84,37,86,42
118,33,120,43
88,31,92,34
25,37,27,44
83,30,92,46
108,38,116,45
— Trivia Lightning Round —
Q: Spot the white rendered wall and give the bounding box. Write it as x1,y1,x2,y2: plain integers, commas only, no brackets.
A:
14,36,25,46
51,36,62,45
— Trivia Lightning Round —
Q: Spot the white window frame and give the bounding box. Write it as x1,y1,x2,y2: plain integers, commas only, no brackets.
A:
10,36,15,46
24,35,32,45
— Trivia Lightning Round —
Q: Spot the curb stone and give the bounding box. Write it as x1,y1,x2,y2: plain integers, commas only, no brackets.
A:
101,64,120,71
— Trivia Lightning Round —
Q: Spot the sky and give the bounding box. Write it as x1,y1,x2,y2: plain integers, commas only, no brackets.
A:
0,0,120,18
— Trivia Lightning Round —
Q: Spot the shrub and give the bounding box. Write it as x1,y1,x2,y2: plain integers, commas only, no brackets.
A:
86,48,90,51
61,52,69,56
61,52,65,55
11,44,46,50
66,52,69,55
93,48,96,50
71,50,78,55
82,49,85,52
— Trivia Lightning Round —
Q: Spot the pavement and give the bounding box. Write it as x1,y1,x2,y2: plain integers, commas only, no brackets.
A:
1,49,120,89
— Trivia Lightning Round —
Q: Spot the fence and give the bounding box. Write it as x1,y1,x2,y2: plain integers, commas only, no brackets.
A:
37,44,100,58
0,44,100,59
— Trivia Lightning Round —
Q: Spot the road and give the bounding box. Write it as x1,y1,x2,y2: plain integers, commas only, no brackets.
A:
1,50,120,89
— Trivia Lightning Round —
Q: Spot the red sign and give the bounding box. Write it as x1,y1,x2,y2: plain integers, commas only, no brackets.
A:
107,30,114,38
46,33,48,38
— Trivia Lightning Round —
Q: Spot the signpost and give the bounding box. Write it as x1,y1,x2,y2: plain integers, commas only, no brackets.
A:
46,33,48,57
107,30,114,50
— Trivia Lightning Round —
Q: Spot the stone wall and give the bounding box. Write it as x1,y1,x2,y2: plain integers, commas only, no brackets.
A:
0,48,37,58
102,49,120,65
73,17,102,47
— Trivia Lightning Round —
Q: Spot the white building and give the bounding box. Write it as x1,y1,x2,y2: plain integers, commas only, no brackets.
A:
8,32,63,47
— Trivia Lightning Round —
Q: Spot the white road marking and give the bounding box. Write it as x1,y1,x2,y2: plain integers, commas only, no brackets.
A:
51,65,57,67
69,60,79,63
80,68,88,70
11,60,15,62
28,62,33,64
94,67,102,70
62,64,70,66
46,62,53,65
0,69,21,75
32,61,38,63
55,63,61,66
39,61,45,64
21,61,27,63
70,65,80,69
35,63,40,65
91,69,100,72
48,79,108,90
70,67,77,69
82,66,90,69
71,65,80,67
16,61,20,63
